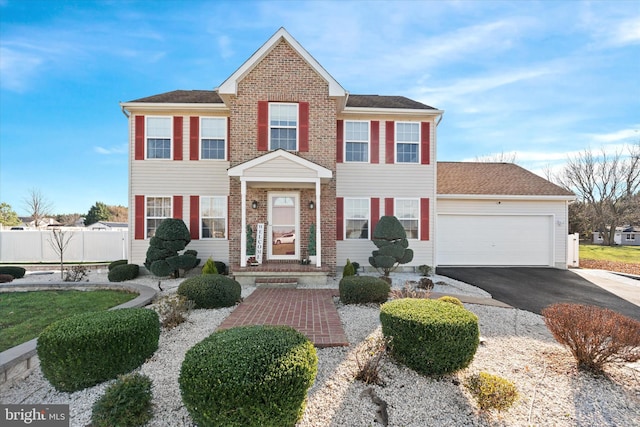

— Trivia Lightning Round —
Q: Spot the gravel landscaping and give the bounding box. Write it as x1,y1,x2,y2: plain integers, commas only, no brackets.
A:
1,270,638,426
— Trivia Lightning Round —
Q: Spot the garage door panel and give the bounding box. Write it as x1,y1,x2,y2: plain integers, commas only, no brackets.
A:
437,215,552,266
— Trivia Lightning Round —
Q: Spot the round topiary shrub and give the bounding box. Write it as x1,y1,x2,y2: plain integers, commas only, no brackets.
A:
91,373,153,427
380,299,479,376
0,266,26,279
339,275,390,304
37,308,160,392
108,259,128,271
108,264,140,282
177,274,241,309
179,325,318,427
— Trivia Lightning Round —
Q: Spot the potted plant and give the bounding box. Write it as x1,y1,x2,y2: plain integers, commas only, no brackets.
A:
308,223,316,264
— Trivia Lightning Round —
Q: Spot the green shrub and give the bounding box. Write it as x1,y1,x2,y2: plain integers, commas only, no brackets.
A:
202,257,218,275
214,261,227,275
380,299,479,376
177,275,241,309
351,261,360,272
0,274,14,283
179,325,318,427
91,373,153,427
108,259,128,271
342,259,355,277
0,266,26,279
108,264,140,282
438,295,464,307
339,275,390,304
418,264,432,276
37,308,160,392
464,372,519,411
542,303,640,372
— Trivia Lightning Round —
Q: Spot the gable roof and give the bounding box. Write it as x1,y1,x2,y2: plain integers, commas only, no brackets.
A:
218,27,346,99
228,149,332,182
129,90,223,104
437,162,575,198
347,95,436,110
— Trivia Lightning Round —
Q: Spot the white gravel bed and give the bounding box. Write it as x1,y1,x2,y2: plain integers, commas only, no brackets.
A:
1,270,638,426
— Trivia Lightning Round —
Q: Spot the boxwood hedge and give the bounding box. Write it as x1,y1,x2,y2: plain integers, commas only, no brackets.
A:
380,298,479,375
339,275,390,304
108,259,128,271
0,266,26,278
177,275,241,309
37,308,160,392
108,264,140,282
179,325,317,427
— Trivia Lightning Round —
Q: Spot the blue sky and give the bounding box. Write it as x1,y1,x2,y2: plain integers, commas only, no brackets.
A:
1,0,638,216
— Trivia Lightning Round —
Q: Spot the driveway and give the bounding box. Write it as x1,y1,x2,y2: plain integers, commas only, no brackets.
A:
435,267,640,321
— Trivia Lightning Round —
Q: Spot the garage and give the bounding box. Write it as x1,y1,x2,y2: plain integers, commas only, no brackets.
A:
437,214,553,266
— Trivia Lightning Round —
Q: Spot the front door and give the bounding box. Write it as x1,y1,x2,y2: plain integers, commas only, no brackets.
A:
268,192,299,260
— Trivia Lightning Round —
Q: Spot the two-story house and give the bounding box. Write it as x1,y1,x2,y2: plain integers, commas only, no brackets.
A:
121,28,574,284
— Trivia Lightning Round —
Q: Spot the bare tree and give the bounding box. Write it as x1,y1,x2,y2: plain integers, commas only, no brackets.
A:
49,228,73,279
23,188,54,228
475,151,518,163
556,144,640,245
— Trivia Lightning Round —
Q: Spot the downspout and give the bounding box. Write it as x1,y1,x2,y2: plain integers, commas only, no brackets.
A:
121,105,130,119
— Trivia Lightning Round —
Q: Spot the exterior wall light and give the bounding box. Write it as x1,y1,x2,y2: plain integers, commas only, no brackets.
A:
309,201,315,210
252,200,258,209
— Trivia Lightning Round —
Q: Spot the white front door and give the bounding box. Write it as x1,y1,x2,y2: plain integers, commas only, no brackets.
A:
268,192,299,260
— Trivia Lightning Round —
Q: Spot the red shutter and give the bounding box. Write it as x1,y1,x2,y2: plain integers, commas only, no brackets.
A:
173,116,183,161
190,116,199,160
135,116,145,160
385,198,394,216
421,122,430,165
420,198,430,240
385,121,395,164
336,197,344,241
190,196,199,240
226,117,231,161
226,196,230,239
173,196,183,219
336,120,344,163
299,102,309,152
370,198,380,238
135,195,145,239
371,121,379,164
257,101,268,151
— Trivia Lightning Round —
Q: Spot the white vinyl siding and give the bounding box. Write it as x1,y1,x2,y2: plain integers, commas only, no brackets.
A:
201,117,226,160
201,196,226,239
345,121,369,162
270,103,298,151
146,116,172,159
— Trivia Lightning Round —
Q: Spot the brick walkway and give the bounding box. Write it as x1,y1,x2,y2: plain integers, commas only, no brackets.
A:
217,288,349,347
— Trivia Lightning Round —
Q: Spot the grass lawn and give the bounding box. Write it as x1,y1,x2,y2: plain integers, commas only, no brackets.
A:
0,290,137,352
579,244,640,263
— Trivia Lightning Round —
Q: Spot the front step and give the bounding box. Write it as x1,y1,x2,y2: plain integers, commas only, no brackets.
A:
254,277,298,288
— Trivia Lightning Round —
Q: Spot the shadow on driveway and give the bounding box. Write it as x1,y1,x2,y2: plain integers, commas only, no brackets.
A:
436,267,640,321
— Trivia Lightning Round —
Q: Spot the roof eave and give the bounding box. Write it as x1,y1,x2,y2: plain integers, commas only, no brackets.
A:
437,194,576,201
120,102,229,113
342,106,444,117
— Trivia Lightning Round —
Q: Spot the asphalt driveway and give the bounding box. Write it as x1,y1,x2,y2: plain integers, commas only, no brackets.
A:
436,267,640,321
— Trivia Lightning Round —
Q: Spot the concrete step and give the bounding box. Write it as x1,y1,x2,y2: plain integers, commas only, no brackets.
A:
254,277,298,288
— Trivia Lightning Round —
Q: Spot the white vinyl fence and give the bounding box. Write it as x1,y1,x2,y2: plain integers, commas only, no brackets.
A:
567,233,579,268
0,229,128,263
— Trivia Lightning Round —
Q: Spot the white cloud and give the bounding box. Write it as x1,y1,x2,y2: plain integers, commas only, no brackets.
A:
587,128,640,143
94,145,127,155
217,35,234,59
0,46,43,91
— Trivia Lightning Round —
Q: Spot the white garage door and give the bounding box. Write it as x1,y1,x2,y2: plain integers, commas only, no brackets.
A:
437,215,553,266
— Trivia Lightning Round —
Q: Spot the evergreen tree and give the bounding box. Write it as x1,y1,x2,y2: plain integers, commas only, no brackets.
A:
0,202,21,226
85,201,110,225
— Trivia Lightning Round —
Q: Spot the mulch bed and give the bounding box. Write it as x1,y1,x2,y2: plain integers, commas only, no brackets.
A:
580,259,640,276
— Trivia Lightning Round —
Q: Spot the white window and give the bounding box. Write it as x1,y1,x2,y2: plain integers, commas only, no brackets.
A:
396,122,419,163
146,117,171,159
395,199,419,239
625,233,636,241
270,103,298,150
201,118,226,160
345,121,369,162
345,198,369,239
146,197,171,238
201,196,227,239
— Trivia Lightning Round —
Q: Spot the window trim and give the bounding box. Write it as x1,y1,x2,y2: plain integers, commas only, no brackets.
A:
268,102,299,151
344,120,370,163
145,116,173,160
200,195,227,239
395,121,420,164
625,233,636,241
344,197,370,240
395,198,420,240
199,117,227,160
145,196,172,239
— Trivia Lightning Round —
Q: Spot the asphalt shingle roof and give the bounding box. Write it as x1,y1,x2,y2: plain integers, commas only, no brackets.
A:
437,162,575,197
346,95,437,110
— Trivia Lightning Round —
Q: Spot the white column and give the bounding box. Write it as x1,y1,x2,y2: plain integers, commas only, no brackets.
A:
240,180,247,267
315,179,321,267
